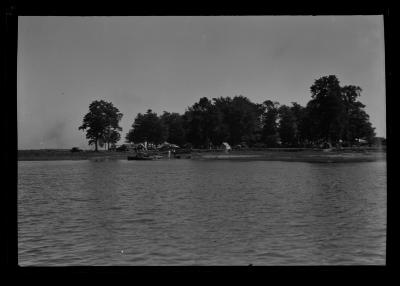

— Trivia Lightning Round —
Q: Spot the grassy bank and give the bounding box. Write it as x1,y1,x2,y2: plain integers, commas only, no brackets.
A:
18,148,386,163
18,149,133,161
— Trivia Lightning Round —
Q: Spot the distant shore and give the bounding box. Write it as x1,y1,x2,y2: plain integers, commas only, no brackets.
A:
191,150,386,163
18,148,386,163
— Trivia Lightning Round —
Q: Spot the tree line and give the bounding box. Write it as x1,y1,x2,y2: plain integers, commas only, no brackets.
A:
79,75,376,151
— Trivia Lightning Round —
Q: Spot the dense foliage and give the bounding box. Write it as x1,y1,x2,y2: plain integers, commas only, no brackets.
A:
79,100,123,151
81,75,377,149
125,75,376,148
125,109,167,145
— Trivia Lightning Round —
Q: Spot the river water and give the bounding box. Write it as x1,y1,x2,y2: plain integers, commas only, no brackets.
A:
18,159,386,265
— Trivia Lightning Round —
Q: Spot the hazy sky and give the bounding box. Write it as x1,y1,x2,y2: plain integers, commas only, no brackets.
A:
18,16,386,150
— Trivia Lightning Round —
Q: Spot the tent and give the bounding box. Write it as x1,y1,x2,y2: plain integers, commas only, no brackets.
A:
158,142,180,150
222,142,231,151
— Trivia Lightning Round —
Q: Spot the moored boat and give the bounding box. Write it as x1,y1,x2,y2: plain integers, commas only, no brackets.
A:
127,155,154,160
127,152,154,160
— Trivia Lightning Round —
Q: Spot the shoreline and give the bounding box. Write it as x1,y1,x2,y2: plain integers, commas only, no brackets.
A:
18,149,386,163
191,152,386,163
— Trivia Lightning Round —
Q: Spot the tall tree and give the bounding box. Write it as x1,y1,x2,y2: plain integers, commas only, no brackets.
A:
184,97,222,148
261,100,280,146
79,100,123,151
125,109,167,144
107,130,121,149
278,105,297,147
341,85,375,143
213,96,261,146
289,102,306,145
308,75,347,143
160,112,186,146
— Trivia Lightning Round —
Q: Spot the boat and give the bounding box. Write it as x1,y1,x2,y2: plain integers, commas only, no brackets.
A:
127,153,154,160
127,151,166,160
127,155,154,160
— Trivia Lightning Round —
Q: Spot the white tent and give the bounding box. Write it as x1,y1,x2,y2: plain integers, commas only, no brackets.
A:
159,142,180,149
222,142,231,150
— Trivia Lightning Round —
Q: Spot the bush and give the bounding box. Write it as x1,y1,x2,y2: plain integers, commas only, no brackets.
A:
116,145,128,152
70,147,82,152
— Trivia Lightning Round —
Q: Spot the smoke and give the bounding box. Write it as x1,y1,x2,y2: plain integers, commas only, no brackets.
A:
41,120,67,149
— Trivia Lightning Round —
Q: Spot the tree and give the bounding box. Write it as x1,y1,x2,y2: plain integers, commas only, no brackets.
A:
79,100,123,151
119,74,376,149
349,108,375,143
160,112,186,146
183,96,262,147
303,76,376,146
184,97,222,148
289,102,306,145
278,105,297,147
107,130,121,149
308,75,347,143
213,96,261,146
125,109,167,144
261,100,280,146
341,85,375,143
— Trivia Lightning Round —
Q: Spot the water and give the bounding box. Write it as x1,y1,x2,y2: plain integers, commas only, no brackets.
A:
18,159,386,265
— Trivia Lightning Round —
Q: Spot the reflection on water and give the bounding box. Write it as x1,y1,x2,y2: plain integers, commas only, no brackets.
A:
18,160,386,265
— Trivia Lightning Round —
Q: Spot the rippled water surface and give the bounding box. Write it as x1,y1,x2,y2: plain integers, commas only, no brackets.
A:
18,159,386,265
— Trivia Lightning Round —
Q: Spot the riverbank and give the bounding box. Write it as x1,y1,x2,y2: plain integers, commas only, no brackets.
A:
18,148,386,163
18,149,131,161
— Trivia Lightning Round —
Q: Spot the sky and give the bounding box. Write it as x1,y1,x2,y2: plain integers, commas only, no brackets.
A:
17,16,386,150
